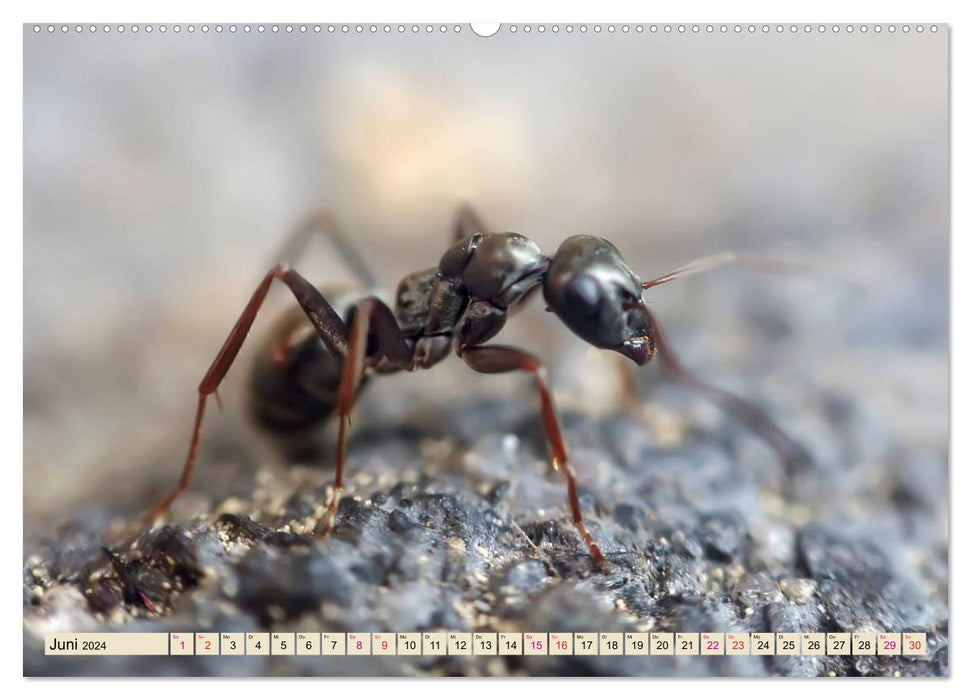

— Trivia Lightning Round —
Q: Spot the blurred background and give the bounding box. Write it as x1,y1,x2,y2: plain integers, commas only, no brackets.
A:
23,25,948,538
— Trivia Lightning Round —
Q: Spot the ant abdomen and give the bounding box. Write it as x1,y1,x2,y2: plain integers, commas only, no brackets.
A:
247,292,359,437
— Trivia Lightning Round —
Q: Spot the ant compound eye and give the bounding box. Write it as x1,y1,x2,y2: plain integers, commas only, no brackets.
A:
564,275,602,316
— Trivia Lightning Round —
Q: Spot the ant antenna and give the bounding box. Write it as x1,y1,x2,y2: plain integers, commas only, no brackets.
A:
641,252,814,291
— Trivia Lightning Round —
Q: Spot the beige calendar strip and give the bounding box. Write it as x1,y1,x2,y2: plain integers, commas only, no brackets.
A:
45,633,169,656
44,632,929,657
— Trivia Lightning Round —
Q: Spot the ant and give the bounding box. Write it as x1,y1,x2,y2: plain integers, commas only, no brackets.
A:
145,205,808,567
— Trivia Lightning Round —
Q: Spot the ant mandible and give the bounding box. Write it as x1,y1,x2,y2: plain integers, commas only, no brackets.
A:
145,205,808,567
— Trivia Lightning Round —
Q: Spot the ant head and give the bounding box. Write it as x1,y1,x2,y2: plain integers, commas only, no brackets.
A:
543,235,655,365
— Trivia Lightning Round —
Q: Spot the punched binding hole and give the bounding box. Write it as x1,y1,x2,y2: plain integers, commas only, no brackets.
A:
471,23,501,37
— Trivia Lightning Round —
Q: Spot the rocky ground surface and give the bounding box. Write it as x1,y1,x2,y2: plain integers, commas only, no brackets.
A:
23,300,949,676
23,205,949,677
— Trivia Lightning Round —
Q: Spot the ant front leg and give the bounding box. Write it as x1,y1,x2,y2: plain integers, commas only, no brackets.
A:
314,296,413,538
613,355,685,448
458,344,606,567
145,264,349,525
641,307,812,476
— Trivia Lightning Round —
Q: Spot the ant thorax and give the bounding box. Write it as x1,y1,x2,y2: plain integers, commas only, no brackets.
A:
393,232,550,365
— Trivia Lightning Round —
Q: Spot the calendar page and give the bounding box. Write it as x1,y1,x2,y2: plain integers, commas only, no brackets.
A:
22,19,948,678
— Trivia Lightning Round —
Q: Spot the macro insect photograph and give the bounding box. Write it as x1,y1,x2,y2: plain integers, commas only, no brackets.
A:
23,23,948,677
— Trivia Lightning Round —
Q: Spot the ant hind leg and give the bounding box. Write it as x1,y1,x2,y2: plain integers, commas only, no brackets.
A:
313,296,412,538
271,209,377,290
144,264,350,525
